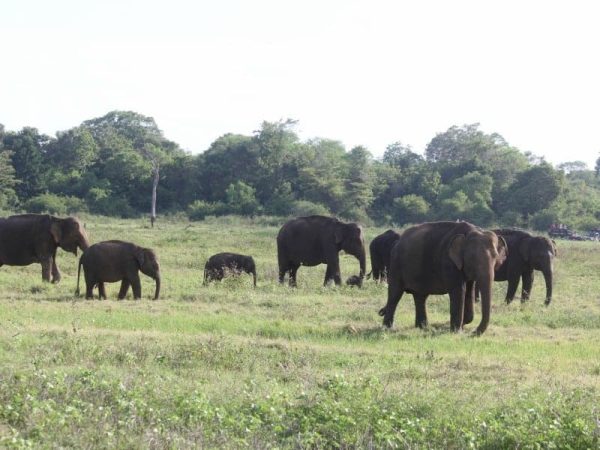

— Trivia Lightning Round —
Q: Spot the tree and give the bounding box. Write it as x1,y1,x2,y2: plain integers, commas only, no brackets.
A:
557,161,588,174
342,146,374,220
392,194,430,225
81,110,182,224
502,163,563,220
0,124,18,208
595,155,600,177
3,127,51,200
225,181,260,216
383,142,423,170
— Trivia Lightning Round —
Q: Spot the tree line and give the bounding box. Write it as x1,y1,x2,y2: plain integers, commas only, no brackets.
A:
1,111,599,231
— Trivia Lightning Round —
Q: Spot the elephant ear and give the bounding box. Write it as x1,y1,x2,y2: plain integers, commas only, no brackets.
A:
50,220,62,245
134,248,145,268
448,234,465,270
519,237,532,262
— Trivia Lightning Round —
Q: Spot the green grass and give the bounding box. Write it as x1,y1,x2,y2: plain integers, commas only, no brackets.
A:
0,216,599,449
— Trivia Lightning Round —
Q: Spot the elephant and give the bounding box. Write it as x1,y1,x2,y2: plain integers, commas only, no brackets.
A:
0,214,89,282
490,229,557,305
76,240,160,300
368,229,401,282
277,215,366,287
204,252,257,287
345,274,362,287
378,221,507,335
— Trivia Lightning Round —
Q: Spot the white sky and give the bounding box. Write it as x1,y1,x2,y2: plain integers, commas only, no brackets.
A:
1,0,599,168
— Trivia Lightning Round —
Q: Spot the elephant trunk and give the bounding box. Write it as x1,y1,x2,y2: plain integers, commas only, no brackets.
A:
476,268,493,336
542,267,553,306
153,273,161,300
252,269,257,288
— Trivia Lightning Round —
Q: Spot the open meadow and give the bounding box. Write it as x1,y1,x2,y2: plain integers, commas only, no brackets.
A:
0,216,599,449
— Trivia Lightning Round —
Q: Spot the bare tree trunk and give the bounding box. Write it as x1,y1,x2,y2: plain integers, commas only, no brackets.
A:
150,162,159,228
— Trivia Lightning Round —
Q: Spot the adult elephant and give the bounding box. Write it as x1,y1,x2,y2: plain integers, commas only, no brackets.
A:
492,229,557,305
368,229,400,282
277,215,366,287
0,214,89,282
378,221,507,335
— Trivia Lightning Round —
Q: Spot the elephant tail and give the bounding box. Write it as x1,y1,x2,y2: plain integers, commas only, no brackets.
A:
75,256,83,296
203,267,209,286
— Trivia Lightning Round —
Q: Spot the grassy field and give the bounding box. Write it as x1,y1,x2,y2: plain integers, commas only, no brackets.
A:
0,215,599,449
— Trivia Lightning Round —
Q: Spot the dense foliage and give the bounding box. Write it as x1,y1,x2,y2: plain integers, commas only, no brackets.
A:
1,112,599,230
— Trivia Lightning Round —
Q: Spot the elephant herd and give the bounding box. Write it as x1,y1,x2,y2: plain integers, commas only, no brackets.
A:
0,213,557,335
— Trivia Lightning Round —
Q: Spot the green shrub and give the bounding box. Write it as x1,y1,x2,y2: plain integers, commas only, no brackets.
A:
187,200,226,221
290,200,331,217
23,193,87,215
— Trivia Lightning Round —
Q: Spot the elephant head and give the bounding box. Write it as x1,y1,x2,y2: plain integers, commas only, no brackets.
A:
241,256,257,287
135,247,161,299
50,217,90,255
519,236,556,305
335,222,366,285
449,229,508,335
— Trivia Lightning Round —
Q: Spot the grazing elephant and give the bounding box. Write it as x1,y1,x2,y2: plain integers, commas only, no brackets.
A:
368,229,401,282
491,229,557,305
378,221,507,335
0,214,89,282
277,215,366,287
76,240,160,300
204,252,257,287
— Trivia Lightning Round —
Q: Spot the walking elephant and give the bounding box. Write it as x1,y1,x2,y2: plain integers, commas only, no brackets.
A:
0,214,89,282
368,229,400,282
76,240,160,300
277,215,366,287
378,221,507,335
204,252,257,287
490,229,557,305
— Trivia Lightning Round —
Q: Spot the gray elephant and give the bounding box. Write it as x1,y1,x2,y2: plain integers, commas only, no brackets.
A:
76,240,160,300
204,252,257,287
368,229,401,282
277,215,366,287
379,221,507,335
491,229,557,305
0,214,89,282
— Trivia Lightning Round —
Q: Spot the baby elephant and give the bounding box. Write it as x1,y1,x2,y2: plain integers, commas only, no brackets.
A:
76,240,160,300
204,252,256,287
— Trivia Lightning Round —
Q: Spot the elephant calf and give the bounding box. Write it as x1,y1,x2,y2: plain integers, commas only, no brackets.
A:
204,252,257,287
77,240,160,300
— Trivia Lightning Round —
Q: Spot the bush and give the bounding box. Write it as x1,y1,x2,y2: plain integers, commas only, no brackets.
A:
187,200,226,221
23,194,87,215
290,200,331,217
530,209,559,231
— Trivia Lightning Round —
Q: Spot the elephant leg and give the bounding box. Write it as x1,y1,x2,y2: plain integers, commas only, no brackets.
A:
413,294,429,329
288,264,300,288
521,270,534,302
463,281,475,325
131,274,142,299
449,283,466,331
51,258,61,284
118,279,130,300
98,282,107,300
40,257,52,282
379,281,404,328
85,282,94,300
324,264,341,286
505,275,520,304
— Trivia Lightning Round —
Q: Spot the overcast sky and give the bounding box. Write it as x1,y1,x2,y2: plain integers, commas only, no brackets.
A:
1,0,599,168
